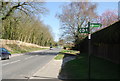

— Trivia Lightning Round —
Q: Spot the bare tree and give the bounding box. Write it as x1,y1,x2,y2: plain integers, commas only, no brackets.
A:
99,10,118,27
91,10,118,32
57,2,97,44
1,1,48,20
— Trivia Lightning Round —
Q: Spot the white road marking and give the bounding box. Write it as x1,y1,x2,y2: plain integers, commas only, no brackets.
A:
3,60,21,66
2,63,10,66
25,56,34,60
10,60,20,64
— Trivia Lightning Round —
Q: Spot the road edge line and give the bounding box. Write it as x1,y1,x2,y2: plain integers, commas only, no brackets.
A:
30,53,59,79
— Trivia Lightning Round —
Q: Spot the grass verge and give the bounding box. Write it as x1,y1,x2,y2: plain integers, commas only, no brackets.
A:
59,53,120,79
60,49,80,55
55,49,79,60
54,54,64,60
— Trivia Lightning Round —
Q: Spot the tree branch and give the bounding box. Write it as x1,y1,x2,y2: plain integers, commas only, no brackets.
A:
2,2,27,20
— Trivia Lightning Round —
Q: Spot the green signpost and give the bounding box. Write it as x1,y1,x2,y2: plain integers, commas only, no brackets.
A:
79,22,102,80
79,23,102,33
79,28,88,33
90,23,102,27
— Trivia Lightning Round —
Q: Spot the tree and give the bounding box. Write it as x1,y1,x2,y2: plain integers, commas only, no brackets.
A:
98,10,118,28
57,2,97,45
92,10,118,32
58,39,64,46
1,1,47,20
1,2,54,46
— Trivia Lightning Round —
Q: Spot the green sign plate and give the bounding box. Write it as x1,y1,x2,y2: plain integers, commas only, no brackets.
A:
79,28,88,33
90,23,102,27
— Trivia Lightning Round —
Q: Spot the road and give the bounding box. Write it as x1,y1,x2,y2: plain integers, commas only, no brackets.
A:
1,48,61,79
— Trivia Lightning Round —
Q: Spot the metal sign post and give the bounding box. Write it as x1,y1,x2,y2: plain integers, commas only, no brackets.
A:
88,22,102,80
79,22,102,80
88,22,91,80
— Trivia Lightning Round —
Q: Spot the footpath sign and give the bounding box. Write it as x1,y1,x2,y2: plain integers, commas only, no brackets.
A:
79,22,102,33
90,23,102,27
79,22,102,80
79,28,88,33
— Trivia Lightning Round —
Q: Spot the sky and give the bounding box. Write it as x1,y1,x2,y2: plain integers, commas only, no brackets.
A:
40,2,118,42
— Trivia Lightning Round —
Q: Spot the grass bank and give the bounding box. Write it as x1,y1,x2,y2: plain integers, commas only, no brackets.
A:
59,53,120,79
6,44,48,54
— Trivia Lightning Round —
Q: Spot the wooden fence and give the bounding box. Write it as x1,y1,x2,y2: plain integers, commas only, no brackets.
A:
79,21,120,64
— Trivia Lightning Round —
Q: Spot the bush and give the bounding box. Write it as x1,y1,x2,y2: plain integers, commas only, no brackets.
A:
63,47,66,49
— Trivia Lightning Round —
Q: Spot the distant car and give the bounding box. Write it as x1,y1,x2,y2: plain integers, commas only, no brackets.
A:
50,46,52,50
0,48,11,60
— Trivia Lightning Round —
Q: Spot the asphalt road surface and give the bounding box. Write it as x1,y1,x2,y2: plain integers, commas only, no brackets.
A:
1,48,61,79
